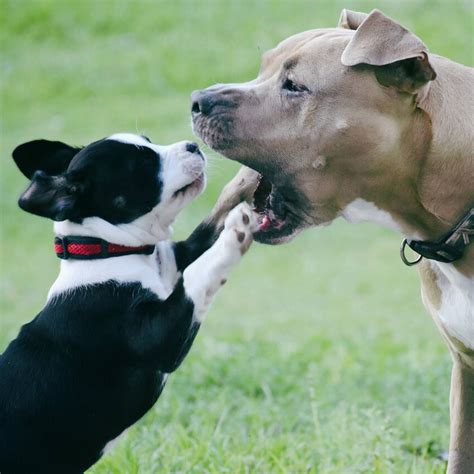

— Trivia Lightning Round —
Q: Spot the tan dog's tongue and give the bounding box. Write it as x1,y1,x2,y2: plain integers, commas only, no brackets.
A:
260,215,271,231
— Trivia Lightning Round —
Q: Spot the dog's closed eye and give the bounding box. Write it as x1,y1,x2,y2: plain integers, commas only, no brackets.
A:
282,78,309,94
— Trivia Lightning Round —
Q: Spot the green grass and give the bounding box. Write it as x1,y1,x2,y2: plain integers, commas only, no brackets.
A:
1,0,472,472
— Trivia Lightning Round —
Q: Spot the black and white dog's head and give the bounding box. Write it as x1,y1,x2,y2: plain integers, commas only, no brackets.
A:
13,133,206,240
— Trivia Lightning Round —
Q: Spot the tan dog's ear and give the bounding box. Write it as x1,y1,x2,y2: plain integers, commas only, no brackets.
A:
338,9,368,30
341,9,436,93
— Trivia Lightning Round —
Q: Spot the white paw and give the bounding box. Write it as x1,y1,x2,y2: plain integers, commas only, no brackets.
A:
182,203,257,322
223,202,257,255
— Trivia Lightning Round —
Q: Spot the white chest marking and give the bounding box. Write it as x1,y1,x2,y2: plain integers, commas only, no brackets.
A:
156,241,180,295
341,198,403,233
48,253,171,301
430,261,474,350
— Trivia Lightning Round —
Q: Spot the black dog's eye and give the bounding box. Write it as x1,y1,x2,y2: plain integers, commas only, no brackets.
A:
282,78,308,94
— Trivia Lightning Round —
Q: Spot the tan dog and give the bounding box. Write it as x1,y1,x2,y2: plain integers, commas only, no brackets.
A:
195,9,474,473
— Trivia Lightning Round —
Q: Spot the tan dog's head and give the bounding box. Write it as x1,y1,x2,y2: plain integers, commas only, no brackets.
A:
192,9,437,244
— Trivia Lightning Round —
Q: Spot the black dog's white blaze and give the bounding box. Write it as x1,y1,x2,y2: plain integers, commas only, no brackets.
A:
0,133,255,474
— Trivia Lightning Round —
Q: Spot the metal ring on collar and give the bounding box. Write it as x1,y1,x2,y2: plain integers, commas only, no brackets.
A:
400,238,423,266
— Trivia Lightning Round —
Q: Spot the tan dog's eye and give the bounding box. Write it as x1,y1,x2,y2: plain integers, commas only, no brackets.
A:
282,78,309,94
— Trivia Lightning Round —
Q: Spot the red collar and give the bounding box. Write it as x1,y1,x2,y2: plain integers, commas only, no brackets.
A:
54,236,155,260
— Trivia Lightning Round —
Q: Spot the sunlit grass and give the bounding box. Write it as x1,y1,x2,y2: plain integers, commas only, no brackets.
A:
1,0,472,471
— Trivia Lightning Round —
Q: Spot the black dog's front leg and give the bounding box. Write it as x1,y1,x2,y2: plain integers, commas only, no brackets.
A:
132,278,200,373
173,219,221,272
133,203,256,371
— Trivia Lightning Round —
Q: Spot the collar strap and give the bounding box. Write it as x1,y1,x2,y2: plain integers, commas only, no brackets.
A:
401,207,474,265
54,236,155,260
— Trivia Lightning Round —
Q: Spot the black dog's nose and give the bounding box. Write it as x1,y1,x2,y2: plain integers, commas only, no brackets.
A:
186,142,200,154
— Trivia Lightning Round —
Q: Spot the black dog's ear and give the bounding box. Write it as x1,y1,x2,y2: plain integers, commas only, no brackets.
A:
12,140,81,179
18,170,84,221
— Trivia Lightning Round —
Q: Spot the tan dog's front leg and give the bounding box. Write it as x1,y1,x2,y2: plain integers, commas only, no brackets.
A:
207,166,260,228
448,360,474,474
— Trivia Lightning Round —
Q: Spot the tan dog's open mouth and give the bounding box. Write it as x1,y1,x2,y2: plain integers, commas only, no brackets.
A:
191,90,308,245
251,173,303,245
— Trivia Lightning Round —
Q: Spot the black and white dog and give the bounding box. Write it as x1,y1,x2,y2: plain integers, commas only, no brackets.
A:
0,133,256,473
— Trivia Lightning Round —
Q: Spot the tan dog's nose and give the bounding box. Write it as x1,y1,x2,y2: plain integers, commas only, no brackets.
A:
191,90,215,116
191,87,243,117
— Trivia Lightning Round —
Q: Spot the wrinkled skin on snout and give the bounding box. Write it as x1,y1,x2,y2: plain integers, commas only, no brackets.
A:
192,14,436,244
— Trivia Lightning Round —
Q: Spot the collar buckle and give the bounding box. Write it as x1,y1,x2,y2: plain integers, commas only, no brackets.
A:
101,239,109,258
400,206,473,266
400,239,423,266
55,236,70,260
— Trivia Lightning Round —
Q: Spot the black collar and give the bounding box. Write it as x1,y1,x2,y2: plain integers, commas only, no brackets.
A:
400,207,474,265
54,236,155,260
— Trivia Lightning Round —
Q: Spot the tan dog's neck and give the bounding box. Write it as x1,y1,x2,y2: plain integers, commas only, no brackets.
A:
339,57,474,245
416,55,474,236
357,60,474,274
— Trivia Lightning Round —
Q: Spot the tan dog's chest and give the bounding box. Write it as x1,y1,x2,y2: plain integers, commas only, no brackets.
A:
420,259,474,367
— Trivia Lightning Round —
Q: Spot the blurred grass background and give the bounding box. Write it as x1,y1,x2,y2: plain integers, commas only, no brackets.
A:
1,0,472,472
